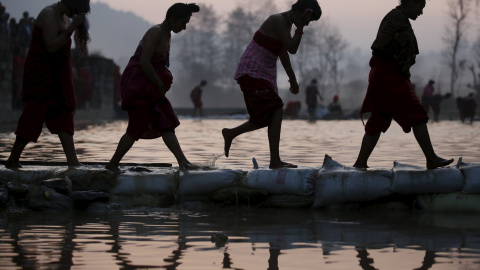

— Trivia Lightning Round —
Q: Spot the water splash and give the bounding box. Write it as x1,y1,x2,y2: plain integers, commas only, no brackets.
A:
197,153,225,170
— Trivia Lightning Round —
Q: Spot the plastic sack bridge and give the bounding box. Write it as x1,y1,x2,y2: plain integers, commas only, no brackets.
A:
0,155,479,212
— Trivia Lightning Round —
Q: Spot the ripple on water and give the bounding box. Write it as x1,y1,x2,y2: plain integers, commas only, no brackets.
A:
0,119,477,168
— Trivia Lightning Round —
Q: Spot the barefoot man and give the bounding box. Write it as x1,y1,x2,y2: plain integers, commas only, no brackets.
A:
353,0,453,170
222,0,322,169
105,3,200,172
5,0,90,168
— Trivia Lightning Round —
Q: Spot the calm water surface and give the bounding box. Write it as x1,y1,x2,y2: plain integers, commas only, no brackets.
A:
0,119,479,168
0,119,480,269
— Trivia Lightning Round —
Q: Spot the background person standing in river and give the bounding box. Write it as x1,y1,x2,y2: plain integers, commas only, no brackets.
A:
222,0,322,169
352,0,453,170
190,80,207,117
305,79,322,121
105,3,200,172
5,0,90,169
421,79,435,115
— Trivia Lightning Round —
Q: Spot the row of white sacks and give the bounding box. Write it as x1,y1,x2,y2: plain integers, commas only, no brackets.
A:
1,155,479,209
110,155,480,208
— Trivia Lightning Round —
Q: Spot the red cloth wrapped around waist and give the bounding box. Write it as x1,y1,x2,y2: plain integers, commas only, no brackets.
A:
361,54,418,116
121,44,173,110
22,25,76,110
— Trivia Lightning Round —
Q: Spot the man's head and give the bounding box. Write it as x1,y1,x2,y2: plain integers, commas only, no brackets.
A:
400,0,426,20
291,0,322,26
165,3,200,33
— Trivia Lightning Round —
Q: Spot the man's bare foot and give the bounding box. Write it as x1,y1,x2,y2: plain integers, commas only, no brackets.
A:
222,128,233,157
68,162,83,168
269,161,298,169
5,158,22,169
105,164,122,173
426,157,454,170
180,162,200,171
353,162,369,170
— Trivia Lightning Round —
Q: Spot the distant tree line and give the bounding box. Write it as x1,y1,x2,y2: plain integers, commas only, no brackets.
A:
170,2,348,105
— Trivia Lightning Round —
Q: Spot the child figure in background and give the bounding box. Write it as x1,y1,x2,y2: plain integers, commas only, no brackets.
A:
222,0,322,169
106,3,200,172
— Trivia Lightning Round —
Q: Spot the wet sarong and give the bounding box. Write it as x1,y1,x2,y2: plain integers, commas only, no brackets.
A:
361,55,428,135
121,43,179,140
15,24,76,142
235,31,285,127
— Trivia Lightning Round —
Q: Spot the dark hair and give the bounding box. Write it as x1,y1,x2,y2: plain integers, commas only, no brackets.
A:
62,0,91,56
200,80,207,85
166,3,200,21
291,0,322,21
428,79,435,84
400,0,426,6
311,79,317,84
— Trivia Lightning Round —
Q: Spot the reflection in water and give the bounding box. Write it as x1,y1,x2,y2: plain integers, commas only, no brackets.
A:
0,119,479,168
1,120,480,268
0,209,479,269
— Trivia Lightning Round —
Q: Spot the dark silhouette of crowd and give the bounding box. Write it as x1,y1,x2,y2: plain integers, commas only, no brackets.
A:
1,4,35,110
457,93,477,124
1,3,97,110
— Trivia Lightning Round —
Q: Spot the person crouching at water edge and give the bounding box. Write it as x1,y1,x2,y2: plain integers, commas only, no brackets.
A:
352,0,454,170
222,0,322,169
105,3,200,172
5,0,90,169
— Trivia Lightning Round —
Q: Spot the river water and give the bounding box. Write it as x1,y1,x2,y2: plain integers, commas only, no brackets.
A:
0,119,479,269
0,119,479,169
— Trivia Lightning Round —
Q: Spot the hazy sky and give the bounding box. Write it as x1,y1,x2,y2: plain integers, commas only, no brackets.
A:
91,0,455,53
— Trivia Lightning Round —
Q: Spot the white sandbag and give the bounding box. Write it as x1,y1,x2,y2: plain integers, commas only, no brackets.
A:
178,169,244,195
0,166,60,183
63,166,117,191
111,168,177,196
242,167,318,196
391,162,464,195
416,192,480,212
458,158,480,194
314,155,393,207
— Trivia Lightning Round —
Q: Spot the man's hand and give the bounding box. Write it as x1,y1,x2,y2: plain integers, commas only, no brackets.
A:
300,9,313,26
289,80,299,95
70,13,86,29
158,84,166,99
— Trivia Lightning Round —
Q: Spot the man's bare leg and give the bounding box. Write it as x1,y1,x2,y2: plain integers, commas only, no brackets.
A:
105,133,135,171
412,122,453,169
5,136,28,168
58,131,81,167
268,108,297,169
162,131,191,168
222,122,260,157
353,132,381,169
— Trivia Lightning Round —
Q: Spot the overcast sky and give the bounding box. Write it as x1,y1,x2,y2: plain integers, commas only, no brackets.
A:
90,0,459,53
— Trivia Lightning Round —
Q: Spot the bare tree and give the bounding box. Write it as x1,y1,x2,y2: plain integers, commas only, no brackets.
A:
321,24,348,94
443,0,472,95
220,7,258,90
291,19,347,101
467,37,480,91
174,4,221,84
